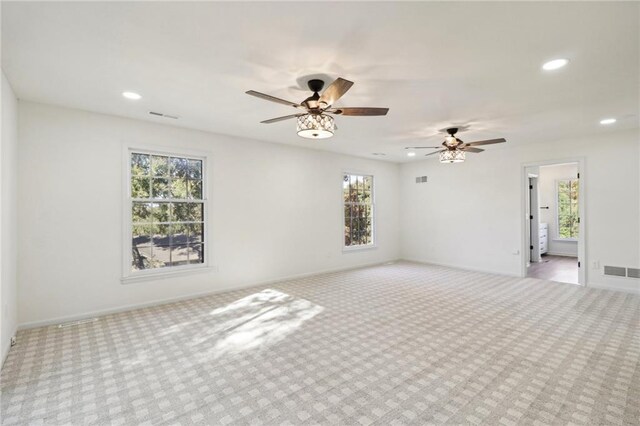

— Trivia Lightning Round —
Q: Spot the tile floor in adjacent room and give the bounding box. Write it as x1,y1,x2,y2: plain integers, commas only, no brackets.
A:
1,262,639,425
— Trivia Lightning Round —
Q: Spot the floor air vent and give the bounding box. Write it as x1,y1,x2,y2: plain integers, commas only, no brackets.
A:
603,266,626,277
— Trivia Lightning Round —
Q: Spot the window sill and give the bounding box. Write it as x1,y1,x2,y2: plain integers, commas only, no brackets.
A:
553,238,578,242
121,265,213,284
343,244,378,253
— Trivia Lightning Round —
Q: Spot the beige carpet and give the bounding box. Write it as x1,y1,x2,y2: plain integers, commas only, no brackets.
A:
1,262,639,425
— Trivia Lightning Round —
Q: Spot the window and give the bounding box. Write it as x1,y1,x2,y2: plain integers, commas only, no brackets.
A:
343,173,374,248
557,179,579,239
127,151,206,275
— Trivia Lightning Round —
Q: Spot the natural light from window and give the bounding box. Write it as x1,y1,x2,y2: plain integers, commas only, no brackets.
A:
191,289,324,359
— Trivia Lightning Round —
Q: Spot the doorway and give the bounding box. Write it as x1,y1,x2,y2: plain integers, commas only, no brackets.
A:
528,175,540,264
522,159,585,285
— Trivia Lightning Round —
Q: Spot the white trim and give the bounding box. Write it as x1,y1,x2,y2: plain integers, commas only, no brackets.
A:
122,143,213,160
17,257,638,330
1,338,13,370
521,158,586,286
403,258,521,278
121,143,212,281
545,252,578,257
343,244,378,253
527,175,541,262
121,264,212,284
341,171,376,251
586,281,640,295
17,259,399,330
406,258,639,295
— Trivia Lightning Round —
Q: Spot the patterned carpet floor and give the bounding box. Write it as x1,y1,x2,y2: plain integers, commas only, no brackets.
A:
1,262,639,425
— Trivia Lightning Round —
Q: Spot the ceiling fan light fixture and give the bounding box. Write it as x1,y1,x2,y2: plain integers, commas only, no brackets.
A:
439,150,465,164
296,113,335,139
445,135,458,146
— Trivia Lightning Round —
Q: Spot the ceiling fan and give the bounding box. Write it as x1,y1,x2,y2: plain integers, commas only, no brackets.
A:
405,127,506,163
246,78,389,139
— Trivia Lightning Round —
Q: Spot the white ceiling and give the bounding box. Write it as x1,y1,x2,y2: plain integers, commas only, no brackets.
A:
3,1,638,162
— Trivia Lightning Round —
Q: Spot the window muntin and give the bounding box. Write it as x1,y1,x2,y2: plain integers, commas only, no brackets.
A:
343,174,374,248
557,179,579,239
129,152,205,272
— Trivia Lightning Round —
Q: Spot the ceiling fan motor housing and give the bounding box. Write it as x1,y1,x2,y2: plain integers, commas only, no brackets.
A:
303,80,325,110
307,79,325,93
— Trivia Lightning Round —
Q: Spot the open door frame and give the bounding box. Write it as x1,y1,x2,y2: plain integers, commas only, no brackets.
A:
526,173,540,264
520,157,586,285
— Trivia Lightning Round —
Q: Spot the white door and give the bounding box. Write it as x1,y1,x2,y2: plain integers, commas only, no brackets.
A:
529,176,540,263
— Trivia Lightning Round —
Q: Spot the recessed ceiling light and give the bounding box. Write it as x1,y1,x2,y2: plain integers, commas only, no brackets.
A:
122,91,142,100
542,58,569,71
599,118,617,125
407,152,416,157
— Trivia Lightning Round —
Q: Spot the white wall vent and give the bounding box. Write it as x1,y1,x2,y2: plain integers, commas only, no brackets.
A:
603,266,626,277
149,111,179,120
415,176,428,184
627,268,640,279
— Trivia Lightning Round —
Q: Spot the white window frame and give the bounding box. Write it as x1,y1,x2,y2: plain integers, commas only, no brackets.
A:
122,145,210,283
342,171,376,252
555,178,579,241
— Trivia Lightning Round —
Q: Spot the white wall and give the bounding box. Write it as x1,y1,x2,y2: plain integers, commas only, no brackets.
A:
1,71,19,364
13,99,640,328
538,163,578,257
17,101,400,327
400,130,640,293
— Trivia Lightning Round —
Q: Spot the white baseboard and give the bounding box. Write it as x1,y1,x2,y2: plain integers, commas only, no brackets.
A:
18,258,637,331
404,258,640,295
402,258,521,278
545,252,578,257
2,336,13,370
586,280,640,294
18,259,400,330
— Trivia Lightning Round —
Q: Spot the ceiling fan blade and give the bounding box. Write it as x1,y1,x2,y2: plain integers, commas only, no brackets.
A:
328,107,389,116
424,150,445,157
318,78,354,107
260,114,302,124
404,146,442,149
462,147,485,153
465,138,506,146
246,90,302,109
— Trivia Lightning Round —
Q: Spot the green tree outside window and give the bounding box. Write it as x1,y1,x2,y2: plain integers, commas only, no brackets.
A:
343,174,374,247
557,179,579,239
131,152,205,271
